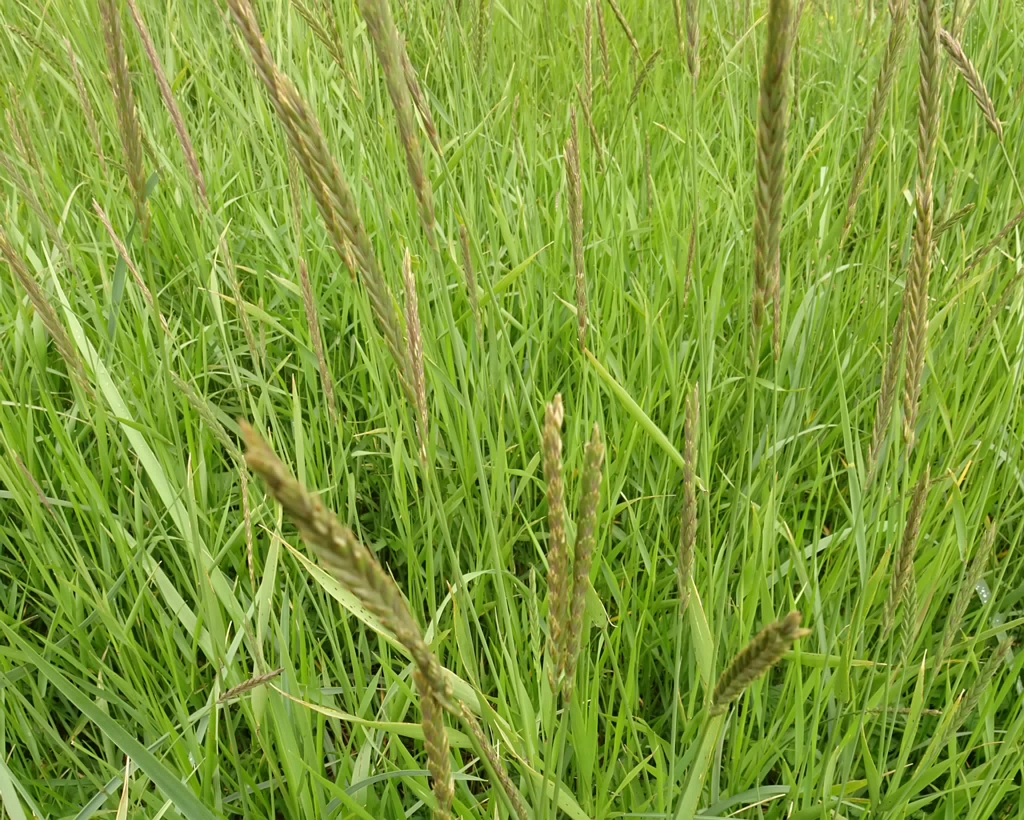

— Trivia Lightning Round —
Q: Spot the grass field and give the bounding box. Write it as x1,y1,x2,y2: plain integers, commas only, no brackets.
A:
1,0,1023,817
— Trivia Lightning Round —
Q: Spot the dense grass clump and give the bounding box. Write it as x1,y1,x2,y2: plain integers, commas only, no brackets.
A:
1,1,1022,818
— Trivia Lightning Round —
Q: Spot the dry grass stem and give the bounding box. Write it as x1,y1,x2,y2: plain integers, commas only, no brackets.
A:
357,0,436,244
884,466,929,636
939,28,1002,140
710,612,810,715
678,384,699,613
217,232,263,377
125,0,209,208
458,704,530,820
574,84,604,172
867,296,906,486
683,213,697,311
903,0,941,449
543,395,568,693
168,372,240,459
6,97,40,182
66,40,108,174
299,259,338,422
459,224,482,344
403,250,429,463
596,0,609,86
842,0,908,245
218,668,283,703
752,0,794,361
565,108,588,351
99,0,149,235
938,520,996,666
93,200,170,337
415,670,454,820
562,423,605,702
686,0,700,81
241,465,255,592
225,0,411,399
0,228,91,395
606,0,642,62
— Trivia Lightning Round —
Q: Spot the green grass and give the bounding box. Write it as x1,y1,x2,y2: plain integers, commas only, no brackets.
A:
2,0,1023,817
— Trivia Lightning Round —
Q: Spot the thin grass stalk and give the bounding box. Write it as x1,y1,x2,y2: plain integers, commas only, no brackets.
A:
686,0,700,81
644,133,653,216
357,0,436,244
964,206,1024,277
710,612,809,715
565,109,588,351
678,384,699,613
66,40,108,174
574,84,604,173
584,2,593,114
299,259,338,422
884,466,929,637
561,423,605,702
92,200,170,336
903,0,941,449
683,212,698,311
939,28,1002,140
98,0,149,235
401,40,443,158
459,224,482,344
415,670,454,820
752,0,794,362
841,0,908,246
217,231,264,377
605,0,642,61
866,296,906,487
596,0,609,86
673,0,685,63
543,395,568,694
626,49,660,115
225,0,411,399
241,465,255,592
125,0,209,208
967,264,1024,358
938,520,996,666
403,249,428,463
167,372,240,460
6,96,40,183
0,228,90,395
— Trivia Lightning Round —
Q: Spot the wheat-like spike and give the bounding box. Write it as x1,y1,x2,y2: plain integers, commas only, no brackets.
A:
403,250,429,463
98,0,149,235
459,225,482,345
401,40,443,158
0,229,91,395
292,0,348,73
415,670,454,820
458,704,529,820
596,0,609,86
678,383,699,613
225,0,411,399
168,372,239,459
7,24,63,69
841,0,908,246
242,422,451,700
475,0,490,69
884,466,929,637
686,0,700,81
561,423,605,703
218,668,283,703
93,200,170,337
752,0,794,361
672,0,685,63
543,395,568,694
900,570,918,664
66,40,108,174
935,203,975,238
584,2,593,114
939,28,1002,140
626,49,660,115
866,296,907,487
902,0,941,451
964,207,1024,277
565,109,588,351
125,0,208,209
358,0,435,245
710,612,810,715
644,133,653,216
574,84,605,173
216,231,264,378
683,212,697,311
6,96,40,182
938,520,997,666
605,0,642,62
299,259,338,423
956,640,1011,725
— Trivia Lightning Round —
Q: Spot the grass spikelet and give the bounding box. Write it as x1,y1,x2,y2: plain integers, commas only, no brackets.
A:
596,0,609,86
574,84,604,173
0,228,91,395
414,670,454,820
626,49,661,115
939,28,1002,140
683,212,697,311
678,383,699,613
357,0,436,244
66,40,108,174
225,0,411,399
299,259,338,423
686,0,700,81
710,612,810,715
902,0,941,450
292,0,348,75
475,0,490,70
605,0,642,62
543,395,568,694
401,40,443,158
584,2,593,114
459,224,482,344
98,0,149,235
6,95,40,182
752,0,794,362
935,202,975,238
458,704,529,820
884,466,929,637
866,297,906,487
842,0,908,246
218,668,283,704
403,249,428,463
964,206,1024,277
125,0,208,208
938,520,996,666
562,423,605,702
673,0,685,64
92,200,170,337
565,108,588,351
